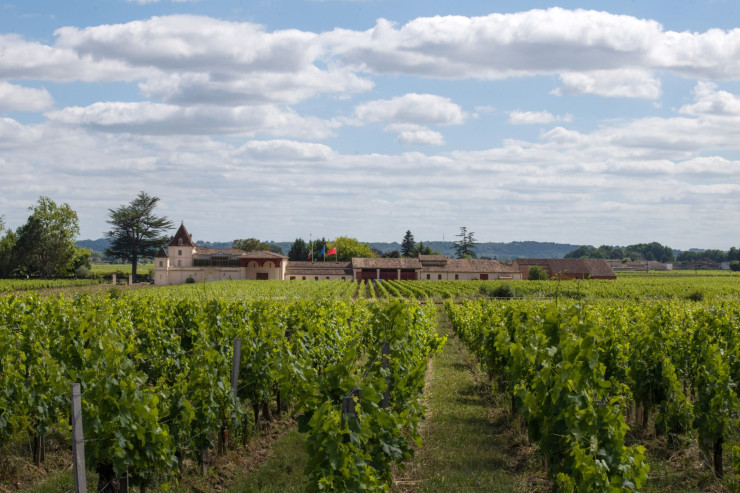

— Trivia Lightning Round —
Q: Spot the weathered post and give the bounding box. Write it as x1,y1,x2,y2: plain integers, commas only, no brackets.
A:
71,383,87,493
342,388,360,443
381,342,390,409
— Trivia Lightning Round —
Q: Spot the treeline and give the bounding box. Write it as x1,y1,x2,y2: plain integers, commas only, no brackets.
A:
0,197,91,279
565,242,740,264
565,242,676,262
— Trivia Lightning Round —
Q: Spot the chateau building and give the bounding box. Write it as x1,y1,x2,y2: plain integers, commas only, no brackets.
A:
153,224,613,285
154,224,288,285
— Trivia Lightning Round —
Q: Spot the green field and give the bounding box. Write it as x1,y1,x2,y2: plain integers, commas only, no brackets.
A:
4,275,740,492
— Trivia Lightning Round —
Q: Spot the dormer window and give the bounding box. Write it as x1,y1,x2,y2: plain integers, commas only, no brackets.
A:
178,238,183,246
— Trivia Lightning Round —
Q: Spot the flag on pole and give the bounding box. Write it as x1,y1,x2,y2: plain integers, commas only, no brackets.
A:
307,251,311,260
326,247,337,256
319,247,325,257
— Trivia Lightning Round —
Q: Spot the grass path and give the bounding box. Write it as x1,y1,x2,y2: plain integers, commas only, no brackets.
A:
392,308,548,492
226,306,548,492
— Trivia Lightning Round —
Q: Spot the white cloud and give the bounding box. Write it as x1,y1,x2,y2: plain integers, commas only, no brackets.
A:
0,33,151,82
53,15,372,105
326,9,740,98
235,140,336,161
395,129,445,146
679,81,740,116
0,82,54,111
553,69,662,98
354,93,464,125
508,110,573,125
46,101,339,139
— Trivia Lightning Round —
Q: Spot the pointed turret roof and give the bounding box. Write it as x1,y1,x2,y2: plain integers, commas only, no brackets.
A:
168,223,196,247
155,246,168,258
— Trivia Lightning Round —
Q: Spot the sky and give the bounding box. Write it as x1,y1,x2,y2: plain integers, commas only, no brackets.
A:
2,1,740,250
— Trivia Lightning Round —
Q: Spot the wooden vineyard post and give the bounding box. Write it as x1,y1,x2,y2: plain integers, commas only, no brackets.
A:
71,383,87,493
219,338,241,454
120,471,129,492
381,342,390,409
342,388,360,443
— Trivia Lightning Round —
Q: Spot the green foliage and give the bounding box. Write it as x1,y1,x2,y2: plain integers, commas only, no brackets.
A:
730,260,740,272
686,290,705,301
288,238,309,261
0,229,17,277
330,236,375,262
454,226,477,259
105,191,173,281
527,265,548,280
410,241,439,257
566,242,675,262
185,276,196,284
401,230,415,258
10,197,81,278
233,238,273,252
479,283,515,299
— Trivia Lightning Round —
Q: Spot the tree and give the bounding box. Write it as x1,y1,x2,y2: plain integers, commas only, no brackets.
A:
528,265,549,280
401,230,415,257
329,237,375,262
233,238,272,252
382,250,401,258
411,241,439,257
0,229,16,278
105,191,173,281
454,226,477,259
288,238,309,261
730,260,740,272
11,197,81,278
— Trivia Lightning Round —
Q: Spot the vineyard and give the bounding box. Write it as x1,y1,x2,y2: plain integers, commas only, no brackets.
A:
3,274,740,491
0,286,443,491
446,298,740,491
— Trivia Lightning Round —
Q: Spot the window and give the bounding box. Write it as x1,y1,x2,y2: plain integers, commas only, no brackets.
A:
315,276,319,281
326,277,330,280
455,274,459,280
177,260,181,267
178,249,182,256
178,238,182,246
438,274,442,280
426,274,430,280
290,276,296,280
302,276,306,280
159,261,163,267
342,277,346,281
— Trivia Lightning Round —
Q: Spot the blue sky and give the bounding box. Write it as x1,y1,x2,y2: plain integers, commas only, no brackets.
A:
2,0,740,249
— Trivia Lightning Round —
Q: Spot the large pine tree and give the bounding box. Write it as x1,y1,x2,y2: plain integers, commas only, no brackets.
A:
401,230,415,257
105,191,173,281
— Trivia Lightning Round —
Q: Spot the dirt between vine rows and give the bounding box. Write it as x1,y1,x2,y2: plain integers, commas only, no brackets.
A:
0,415,297,492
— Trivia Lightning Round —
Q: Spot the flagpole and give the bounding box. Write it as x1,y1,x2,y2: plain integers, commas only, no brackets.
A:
310,234,313,263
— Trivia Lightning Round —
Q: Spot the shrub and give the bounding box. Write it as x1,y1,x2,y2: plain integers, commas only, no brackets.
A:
480,283,515,299
185,277,196,284
730,260,740,272
75,266,91,279
528,265,549,281
686,290,704,302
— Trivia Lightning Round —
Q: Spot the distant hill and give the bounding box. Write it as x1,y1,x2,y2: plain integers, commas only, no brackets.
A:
76,238,111,252
367,241,582,260
78,238,582,260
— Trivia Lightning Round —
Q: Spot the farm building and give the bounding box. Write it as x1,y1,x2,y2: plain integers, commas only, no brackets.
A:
154,223,288,285
512,258,616,280
154,224,599,285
